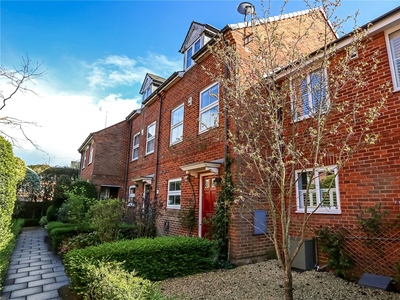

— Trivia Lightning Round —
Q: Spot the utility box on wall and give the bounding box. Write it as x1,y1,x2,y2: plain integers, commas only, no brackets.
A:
289,237,315,271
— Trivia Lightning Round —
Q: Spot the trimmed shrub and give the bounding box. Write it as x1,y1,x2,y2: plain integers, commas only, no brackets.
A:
46,221,69,233
49,226,79,251
22,218,40,227
64,236,216,291
46,222,88,251
46,205,58,222
0,219,24,291
84,260,165,299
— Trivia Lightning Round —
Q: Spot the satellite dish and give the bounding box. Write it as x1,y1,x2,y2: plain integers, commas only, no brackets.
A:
237,2,255,16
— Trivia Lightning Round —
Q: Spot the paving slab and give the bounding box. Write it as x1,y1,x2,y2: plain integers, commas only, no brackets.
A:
1,227,69,300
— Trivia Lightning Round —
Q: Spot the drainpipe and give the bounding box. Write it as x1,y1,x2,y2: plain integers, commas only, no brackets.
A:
124,119,133,201
154,92,163,200
224,64,230,260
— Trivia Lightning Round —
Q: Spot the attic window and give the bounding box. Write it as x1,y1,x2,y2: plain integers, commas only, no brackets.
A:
142,87,151,101
185,39,201,69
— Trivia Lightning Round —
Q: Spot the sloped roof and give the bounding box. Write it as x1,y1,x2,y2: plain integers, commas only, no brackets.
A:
179,21,219,53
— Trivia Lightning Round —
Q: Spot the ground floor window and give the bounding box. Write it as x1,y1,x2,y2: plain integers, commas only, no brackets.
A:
167,178,181,209
295,166,340,214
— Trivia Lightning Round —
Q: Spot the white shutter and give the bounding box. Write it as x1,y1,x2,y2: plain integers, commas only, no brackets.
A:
389,29,400,88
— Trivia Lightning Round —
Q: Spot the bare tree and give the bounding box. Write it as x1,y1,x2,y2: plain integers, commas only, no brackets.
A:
0,55,44,148
207,0,390,299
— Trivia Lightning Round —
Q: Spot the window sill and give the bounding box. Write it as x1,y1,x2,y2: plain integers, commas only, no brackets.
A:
170,140,183,146
145,151,154,156
167,206,181,210
198,125,219,135
296,208,341,214
131,158,138,162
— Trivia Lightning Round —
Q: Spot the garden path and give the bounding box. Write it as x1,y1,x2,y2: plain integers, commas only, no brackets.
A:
1,227,70,300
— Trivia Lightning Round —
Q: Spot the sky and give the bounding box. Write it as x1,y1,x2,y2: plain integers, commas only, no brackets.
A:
1,0,399,167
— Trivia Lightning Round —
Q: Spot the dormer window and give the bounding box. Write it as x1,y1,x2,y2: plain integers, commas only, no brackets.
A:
185,39,201,69
142,87,152,101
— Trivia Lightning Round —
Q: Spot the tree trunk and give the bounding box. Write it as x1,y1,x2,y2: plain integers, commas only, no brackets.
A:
284,262,294,300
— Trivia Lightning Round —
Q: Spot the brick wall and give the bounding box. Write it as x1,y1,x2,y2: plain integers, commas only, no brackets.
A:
79,121,130,199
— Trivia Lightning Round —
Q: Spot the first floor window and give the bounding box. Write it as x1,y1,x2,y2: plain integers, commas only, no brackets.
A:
88,143,94,164
167,179,181,208
132,133,140,160
295,166,340,213
146,122,156,154
170,104,184,145
294,68,328,120
388,28,400,90
82,151,86,169
199,83,219,133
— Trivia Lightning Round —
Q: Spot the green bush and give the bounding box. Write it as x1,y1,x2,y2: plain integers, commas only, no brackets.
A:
0,219,24,291
22,218,40,227
58,191,98,225
46,221,69,233
84,260,165,300
59,232,101,257
64,236,216,291
90,199,125,243
49,226,79,251
39,216,48,226
46,205,58,222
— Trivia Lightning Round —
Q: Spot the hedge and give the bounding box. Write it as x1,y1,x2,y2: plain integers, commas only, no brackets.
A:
64,236,216,291
0,219,24,291
46,222,84,251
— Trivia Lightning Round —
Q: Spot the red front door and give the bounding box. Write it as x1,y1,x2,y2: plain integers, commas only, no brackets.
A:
201,175,217,238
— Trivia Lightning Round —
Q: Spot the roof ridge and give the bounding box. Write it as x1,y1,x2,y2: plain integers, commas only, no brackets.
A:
229,7,321,29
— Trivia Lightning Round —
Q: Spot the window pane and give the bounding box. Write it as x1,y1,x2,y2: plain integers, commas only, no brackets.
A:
201,84,219,109
147,139,154,153
171,125,183,143
298,171,314,208
390,30,400,87
147,124,155,139
194,40,201,53
172,106,184,126
186,48,193,68
301,78,309,116
134,134,140,146
318,170,337,207
200,105,219,131
132,148,139,159
168,195,181,206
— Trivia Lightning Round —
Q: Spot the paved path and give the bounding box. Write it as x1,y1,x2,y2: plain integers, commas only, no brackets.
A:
1,227,70,300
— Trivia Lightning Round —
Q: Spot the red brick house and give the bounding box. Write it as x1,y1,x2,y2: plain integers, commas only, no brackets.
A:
121,9,335,265
78,5,400,270
78,120,130,199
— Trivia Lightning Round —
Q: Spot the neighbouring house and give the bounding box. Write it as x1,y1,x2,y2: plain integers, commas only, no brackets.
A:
78,120,130,200
78,5,400,273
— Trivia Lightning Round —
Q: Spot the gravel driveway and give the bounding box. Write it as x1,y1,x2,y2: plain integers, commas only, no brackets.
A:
159,260,400,300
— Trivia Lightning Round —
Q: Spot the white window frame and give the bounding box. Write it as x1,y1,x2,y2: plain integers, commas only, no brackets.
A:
127,185,136,206
170,104,184,145
88,143,94,165
295,166,341,214
132,132,140,161
82,151,86,169
199,83,219,133
293,68,328,121
142,87,152,101
185,38,202,70
385,24,400,92
146,122,156,155
167,178,181,209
